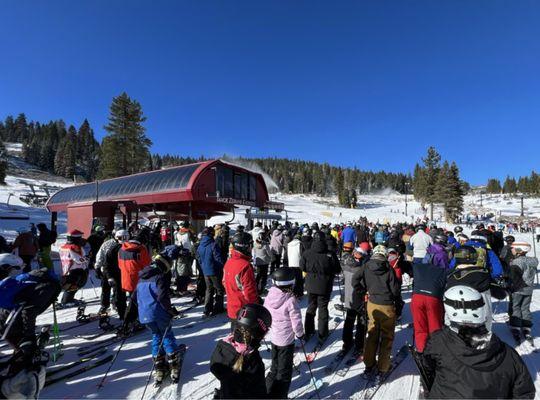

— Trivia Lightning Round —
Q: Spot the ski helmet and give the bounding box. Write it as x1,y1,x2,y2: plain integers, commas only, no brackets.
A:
511,242,532,254
272,267,296,288
454,226,463,234
434,234,448,245
415,224,426,232
453,245,478,266
311,222,319,231
470,230,487,243
235,303,272,340
373,245,388,257
231,232,254,255
0,254,23,278
504,235,515,244
202,226,215,237
444,285,486,327
114,229,130,242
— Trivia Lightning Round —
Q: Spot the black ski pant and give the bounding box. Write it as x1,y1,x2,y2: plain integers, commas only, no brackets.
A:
270,255,281,275
305,293,331,340
342,307,366,352
195,261,206,303
204,274,225,315
100,276,127,318
20,255,34,273
255,264,269,294
266,343,295,399
293,268,304,298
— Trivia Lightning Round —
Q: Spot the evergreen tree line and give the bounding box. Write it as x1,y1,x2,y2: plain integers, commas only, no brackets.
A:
412,146,466,221
0,114,100,181
486,172,540,196
152,153,412,207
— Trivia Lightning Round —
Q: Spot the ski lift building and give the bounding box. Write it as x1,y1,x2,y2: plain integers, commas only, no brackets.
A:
46,160,284,237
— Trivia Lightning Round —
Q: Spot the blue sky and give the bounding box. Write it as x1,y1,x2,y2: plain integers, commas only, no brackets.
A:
1,1,539,185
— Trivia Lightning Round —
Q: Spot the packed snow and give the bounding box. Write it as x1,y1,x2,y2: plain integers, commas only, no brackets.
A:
2,163,540,399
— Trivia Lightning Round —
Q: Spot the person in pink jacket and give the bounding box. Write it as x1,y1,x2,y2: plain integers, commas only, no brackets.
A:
263,267,304,398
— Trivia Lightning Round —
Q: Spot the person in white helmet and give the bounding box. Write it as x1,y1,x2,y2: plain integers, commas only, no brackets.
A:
94,229,129,318
419,285,535,399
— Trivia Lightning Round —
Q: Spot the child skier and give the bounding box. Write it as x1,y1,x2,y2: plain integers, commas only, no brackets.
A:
263,267,304,398
420,285,535,399
133,245,182,384
210,303,272,399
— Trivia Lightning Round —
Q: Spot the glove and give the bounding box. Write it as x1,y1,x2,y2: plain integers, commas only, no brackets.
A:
108,278,116,287
296,334,305,342
95,267,103,280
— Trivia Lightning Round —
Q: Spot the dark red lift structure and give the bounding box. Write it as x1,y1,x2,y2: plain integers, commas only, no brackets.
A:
46,159,284,237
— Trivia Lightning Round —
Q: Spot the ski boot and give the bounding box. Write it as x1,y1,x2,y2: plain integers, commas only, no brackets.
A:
36,326,51,349
154,355,169,386
168,351,182,383
523,327,534,344
510,325,522,345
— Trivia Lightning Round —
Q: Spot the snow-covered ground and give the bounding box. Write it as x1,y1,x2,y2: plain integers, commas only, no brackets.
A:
2,154,540,399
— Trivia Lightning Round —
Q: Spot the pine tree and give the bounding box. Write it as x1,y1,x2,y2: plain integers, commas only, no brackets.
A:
503,176,517,194
77,119,100,181
14,114,29,142
4,116,15,141
486,179,502,194
98,92,152,178
54,127,76,179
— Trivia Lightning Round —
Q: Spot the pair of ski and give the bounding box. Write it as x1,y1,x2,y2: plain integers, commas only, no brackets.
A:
150,344,188,400
351,345,409,400
45,349,114,387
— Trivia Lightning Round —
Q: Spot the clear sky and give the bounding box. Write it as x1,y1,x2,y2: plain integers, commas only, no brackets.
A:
1,1,539,185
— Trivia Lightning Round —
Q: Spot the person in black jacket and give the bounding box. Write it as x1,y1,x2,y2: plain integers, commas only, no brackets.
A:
360,245,400,376
95,230,128,318
421,285,535,399
210,303,272,399
300,231,341,344
300,228,313,251
387,230,406,256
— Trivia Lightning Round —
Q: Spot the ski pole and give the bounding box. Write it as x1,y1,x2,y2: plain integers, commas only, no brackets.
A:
140,324,172,400
299,338,321,400
97,335,128,389
51,302,62,363
88,273,99,299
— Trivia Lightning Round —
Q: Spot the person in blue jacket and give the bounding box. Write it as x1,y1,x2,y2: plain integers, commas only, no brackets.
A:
197,227,225,317
448,231,504,279
0,253,61,375
132,245,183,384
341,223,357,246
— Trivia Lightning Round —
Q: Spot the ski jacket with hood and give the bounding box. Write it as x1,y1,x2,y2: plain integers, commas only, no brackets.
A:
360,254,400,306
223,250,259,319
197,235,224,276
300,239,341,295
341,226,357,245
118,240,151,292
341,252,367,311
252,242,272,266
270,230,284,256
0,268,60,310
410,230,433,259
423,243,450,269
210,339,266,399
263,286,304,347
511,256,539,296
12,232,39,257
422,326,535,399
134,261,175,325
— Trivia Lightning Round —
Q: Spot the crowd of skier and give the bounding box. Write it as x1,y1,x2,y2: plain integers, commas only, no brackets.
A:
0,217,538,399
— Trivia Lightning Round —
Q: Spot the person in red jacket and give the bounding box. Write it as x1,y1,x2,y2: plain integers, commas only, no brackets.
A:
223,232,259,330
118,237,151,325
